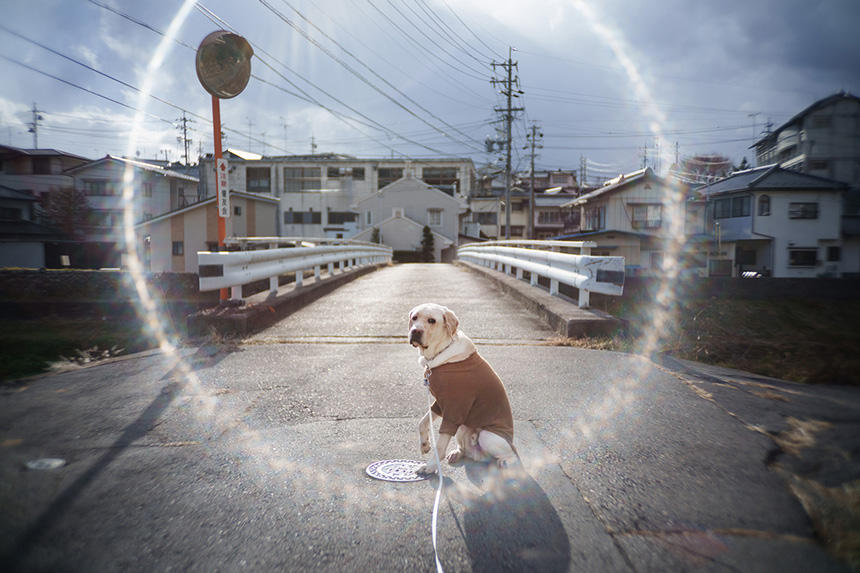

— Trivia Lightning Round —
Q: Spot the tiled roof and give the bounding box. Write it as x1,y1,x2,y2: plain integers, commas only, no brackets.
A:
696,165,847,196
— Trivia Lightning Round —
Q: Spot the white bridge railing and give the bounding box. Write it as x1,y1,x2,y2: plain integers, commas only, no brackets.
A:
457,240,624,308
198,237,392,300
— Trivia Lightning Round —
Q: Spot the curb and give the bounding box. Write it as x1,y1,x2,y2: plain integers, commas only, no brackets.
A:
186,264,387,337
455,260,621,338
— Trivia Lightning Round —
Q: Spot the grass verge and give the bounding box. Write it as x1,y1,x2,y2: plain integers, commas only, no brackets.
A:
0,318,158,381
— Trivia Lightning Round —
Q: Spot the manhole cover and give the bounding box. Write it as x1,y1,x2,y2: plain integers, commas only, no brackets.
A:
366,459,428,482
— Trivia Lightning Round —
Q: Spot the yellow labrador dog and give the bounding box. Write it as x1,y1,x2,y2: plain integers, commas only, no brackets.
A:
408,303,518,475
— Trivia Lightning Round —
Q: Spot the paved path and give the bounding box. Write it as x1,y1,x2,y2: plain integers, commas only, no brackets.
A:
1,264,855,571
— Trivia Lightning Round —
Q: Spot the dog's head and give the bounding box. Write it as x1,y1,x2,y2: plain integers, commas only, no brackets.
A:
408,303,459,356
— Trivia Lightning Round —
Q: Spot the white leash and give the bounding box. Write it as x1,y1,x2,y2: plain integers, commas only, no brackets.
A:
424,371,445,573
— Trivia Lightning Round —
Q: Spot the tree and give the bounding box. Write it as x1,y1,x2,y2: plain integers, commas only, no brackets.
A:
370,227,380,244
734,157,751,172
39,187,93,238
420,225,435,262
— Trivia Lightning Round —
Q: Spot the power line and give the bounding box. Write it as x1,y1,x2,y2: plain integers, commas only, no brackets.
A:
262,0,485,151
438,0,503,60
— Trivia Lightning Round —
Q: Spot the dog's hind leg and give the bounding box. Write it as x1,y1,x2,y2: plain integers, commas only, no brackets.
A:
477,430,518,468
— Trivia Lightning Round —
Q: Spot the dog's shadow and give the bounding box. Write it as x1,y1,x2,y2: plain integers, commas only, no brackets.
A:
458,461,571,572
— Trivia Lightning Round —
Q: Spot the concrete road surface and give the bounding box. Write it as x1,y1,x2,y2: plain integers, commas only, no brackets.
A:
1,263,856,571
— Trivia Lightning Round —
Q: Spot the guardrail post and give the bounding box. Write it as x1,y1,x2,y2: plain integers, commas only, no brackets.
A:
328,262,334,275
549,279,559,296
516,267,523,280
314,265,321,280
295,270,303,288
578,287,590,308
530,271,538,287
339,260,345,272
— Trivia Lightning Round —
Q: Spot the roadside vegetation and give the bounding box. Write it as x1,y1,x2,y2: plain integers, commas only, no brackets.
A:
566,297,860,386
0,318,158,381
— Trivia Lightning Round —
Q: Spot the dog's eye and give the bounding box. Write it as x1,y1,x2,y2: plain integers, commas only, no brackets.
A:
428,318,436,324
411,315,417,322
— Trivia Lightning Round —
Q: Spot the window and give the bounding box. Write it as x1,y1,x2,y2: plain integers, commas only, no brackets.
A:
32,157,51,174
377,167,403,189
365,210,372,226
538,211,562,224
421,167,458,195
827,246,841,262
788,248,817,267
583,205,605,231
327,167,340,178
0,207,22,220
172,241,184,256
714,196,750,219
142,182,153,197
284,210,321,224
233,206,242,216
283,167,320,193
327,211,357,225
758,195,770,216
352,167,365,180
246,167,271,193
427,208,442,227
789,202,818,219
631,204,662,229
83,179,113,196
473,212,497,224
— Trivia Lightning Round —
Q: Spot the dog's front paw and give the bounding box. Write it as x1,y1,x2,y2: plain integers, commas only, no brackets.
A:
416,462,438,476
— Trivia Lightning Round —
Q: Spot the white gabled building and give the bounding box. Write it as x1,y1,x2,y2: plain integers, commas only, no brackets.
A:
135,190,278,273
559,167,687,276
694,165,848,277
352,176,465,262
64,155,199,267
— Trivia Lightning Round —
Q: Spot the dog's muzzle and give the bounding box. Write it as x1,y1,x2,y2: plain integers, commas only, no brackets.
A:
409,329,423,347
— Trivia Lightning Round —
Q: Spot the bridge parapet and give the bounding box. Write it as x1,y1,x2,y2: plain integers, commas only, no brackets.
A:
197,237,392,301
457,240,624,308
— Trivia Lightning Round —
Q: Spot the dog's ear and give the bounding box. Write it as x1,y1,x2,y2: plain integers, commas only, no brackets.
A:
442,307,459,337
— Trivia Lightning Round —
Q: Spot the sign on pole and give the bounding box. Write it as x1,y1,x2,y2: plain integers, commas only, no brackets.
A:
216,158,230,218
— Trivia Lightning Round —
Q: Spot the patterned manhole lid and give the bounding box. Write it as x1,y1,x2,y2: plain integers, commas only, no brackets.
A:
366,459,428,482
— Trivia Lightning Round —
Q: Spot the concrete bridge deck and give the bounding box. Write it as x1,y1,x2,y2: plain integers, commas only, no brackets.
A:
1,263,856,571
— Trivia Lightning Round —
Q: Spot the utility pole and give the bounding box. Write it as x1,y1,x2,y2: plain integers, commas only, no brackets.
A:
491,47,524,239
311,135,318,154
28,102,44,148
580,155,587,189
246,118,254,151
642,143,648,169
524,122,543,239
175,112,193,165
747,112,760,146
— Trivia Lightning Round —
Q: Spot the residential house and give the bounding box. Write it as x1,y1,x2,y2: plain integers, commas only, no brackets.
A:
65,155,199,267
0,145,90,201
0,184,66,268
559,167,685,276
753,91,860,189
135,190,278,273
197,151,475,240
694,165,848,277
352,176,465,262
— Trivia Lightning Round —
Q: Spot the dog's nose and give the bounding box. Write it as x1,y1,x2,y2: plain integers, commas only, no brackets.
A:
409,329,422,345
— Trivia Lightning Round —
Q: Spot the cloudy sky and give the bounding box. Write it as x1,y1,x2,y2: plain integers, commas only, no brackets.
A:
2,0,858,184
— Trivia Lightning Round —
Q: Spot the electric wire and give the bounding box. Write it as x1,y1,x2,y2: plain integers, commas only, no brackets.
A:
265,0,486,150
439,0,504,60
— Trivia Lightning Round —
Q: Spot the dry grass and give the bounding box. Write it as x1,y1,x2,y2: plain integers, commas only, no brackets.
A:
587,297,860,386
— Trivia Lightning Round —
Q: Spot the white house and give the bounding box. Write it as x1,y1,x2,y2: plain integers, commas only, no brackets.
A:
352,176,465,262
135,190,279,273
753,91,860,188
695,165,848,277
559,167,687,276
65,155,199,267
